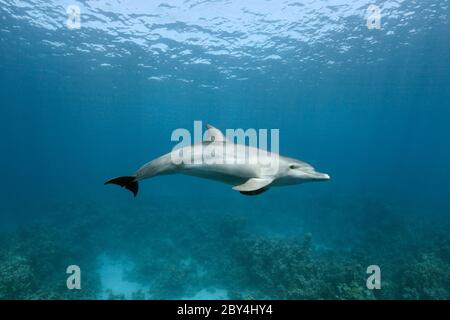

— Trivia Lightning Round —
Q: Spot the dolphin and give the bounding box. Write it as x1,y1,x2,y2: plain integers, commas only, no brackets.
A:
105,124,330,196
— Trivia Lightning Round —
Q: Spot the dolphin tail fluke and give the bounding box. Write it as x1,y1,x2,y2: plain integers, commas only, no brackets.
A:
104,176,138,197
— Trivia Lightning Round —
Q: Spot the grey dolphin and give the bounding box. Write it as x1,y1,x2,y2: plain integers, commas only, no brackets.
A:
105,124,330,196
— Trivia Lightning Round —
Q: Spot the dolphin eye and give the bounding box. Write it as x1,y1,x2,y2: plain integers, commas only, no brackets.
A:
290,164,299,169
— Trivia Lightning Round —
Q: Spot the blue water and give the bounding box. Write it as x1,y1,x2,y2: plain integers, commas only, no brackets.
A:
0,0,449,299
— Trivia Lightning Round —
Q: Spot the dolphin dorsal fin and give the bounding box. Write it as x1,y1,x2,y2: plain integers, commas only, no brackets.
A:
205,124,227,142
232,177,274,192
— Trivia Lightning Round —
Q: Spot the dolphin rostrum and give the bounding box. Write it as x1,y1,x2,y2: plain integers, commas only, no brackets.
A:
105,124,330,196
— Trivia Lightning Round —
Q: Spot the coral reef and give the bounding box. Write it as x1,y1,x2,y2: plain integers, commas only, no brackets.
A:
0,196,449,300
0,226,99,299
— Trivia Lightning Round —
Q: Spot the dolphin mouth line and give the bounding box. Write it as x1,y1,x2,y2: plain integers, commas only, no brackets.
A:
310,172,331,181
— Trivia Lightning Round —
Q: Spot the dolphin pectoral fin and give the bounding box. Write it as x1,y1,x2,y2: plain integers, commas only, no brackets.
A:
239,187,270,196
104,176,139,197
232,178,274,193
